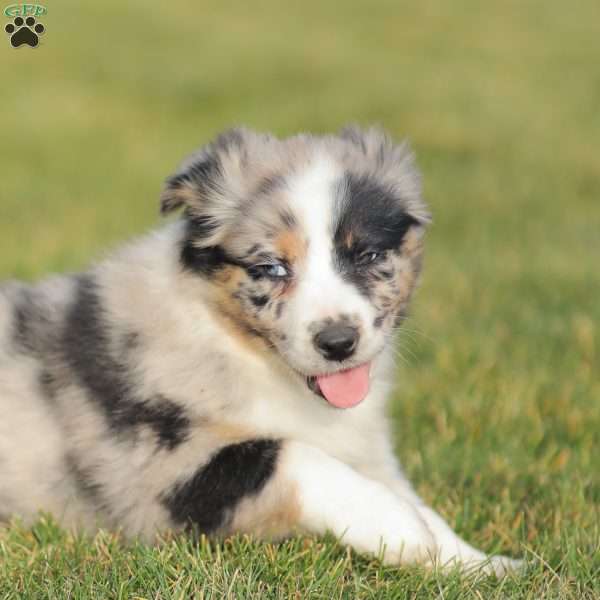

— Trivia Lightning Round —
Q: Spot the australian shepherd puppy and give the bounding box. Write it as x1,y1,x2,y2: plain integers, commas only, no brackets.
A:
0,126,521,574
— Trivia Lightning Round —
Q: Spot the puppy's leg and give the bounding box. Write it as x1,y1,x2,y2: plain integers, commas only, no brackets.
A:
233,441,437,566
415,504,523,576
359,446,523,575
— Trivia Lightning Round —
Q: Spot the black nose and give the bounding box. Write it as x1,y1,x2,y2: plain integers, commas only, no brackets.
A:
313,324,359,361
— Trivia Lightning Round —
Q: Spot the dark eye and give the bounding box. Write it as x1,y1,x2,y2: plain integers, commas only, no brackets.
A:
356,251,384,267
249,262,290,280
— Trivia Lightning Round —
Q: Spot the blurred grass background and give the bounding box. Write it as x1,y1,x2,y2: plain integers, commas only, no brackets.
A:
1,0,599,597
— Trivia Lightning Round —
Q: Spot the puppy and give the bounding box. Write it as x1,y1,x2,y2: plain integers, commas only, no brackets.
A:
0,126,520,574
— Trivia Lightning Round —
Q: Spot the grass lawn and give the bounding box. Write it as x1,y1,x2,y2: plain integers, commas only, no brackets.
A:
1,0,599,597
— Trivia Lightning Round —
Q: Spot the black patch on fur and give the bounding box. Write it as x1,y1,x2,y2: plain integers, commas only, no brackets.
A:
181,242,231,277
336,173,419,251
161,439,280,533
63,276,190,450
333,173,419,297
132,395,190,450
180,241,245,279
246,265,266,281
179,217,247,277
250,295,269,308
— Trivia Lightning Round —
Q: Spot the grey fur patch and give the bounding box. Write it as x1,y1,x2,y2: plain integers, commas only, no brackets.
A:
62,276,190,450
12,287,52,356
65,453,104,509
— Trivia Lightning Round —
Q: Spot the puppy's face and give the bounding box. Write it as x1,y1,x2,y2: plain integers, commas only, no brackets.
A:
162,127,429,408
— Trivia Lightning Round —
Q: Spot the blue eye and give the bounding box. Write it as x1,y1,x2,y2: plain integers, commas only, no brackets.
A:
249,262,290,279
357,251,383,266
264,264,288,278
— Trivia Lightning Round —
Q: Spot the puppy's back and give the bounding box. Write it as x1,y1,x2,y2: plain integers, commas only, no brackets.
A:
0,275,89,524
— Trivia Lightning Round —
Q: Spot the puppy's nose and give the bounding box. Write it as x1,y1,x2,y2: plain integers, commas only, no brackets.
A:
313,324,359,361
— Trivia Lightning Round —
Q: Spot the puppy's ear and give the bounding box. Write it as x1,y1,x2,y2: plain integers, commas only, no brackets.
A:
159,128,251,216
160,151,220,215
338,124,431,226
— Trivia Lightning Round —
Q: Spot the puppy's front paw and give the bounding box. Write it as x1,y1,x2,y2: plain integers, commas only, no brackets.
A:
415,505,523,577
485,555,525,577
443,553,524,577
382,514,438,566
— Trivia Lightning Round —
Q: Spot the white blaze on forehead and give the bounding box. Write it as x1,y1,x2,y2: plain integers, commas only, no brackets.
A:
285,157,373,324
286,156,338,277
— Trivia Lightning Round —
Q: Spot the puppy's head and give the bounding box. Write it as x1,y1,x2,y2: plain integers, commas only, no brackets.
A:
162,126,430,408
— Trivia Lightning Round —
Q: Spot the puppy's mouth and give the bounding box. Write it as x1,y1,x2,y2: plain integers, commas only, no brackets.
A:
305,362,372,409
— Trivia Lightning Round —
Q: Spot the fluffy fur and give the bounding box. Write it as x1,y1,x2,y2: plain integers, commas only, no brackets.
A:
0,126,521,574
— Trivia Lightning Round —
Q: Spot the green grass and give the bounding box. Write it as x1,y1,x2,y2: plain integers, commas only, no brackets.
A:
1,0,599,597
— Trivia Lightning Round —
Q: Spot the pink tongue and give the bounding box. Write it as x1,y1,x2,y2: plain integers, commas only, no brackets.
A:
316,363,371,409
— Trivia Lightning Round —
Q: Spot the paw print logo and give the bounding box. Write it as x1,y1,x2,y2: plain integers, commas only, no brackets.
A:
5,16,45,48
